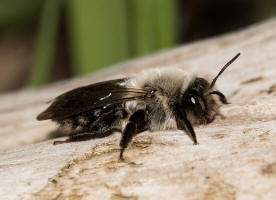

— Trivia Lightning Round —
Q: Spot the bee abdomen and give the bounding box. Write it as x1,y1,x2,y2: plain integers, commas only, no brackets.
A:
55,106,126,134
56,116,88,133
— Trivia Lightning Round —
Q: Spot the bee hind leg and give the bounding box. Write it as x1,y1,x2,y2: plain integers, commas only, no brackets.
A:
119,110,148,160
53,128,121,145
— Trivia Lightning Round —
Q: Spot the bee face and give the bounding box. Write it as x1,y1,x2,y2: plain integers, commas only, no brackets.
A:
181,77,220,125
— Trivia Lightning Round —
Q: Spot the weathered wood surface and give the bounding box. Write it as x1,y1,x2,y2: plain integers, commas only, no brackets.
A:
1,18,276,199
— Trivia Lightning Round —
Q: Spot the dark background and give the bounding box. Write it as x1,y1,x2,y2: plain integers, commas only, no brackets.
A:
0,0,275,92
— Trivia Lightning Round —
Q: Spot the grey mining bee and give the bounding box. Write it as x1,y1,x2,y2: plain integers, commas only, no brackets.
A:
37,53,240,160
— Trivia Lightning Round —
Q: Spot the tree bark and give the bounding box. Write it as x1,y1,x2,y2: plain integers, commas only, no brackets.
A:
1,18,276,200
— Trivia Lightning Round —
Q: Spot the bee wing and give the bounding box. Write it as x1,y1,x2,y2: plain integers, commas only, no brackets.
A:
37,78,148,120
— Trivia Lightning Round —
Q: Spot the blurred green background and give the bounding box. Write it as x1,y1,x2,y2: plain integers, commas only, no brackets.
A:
0,0,276,92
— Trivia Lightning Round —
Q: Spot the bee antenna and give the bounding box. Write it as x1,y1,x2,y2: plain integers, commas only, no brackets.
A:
209,53,240,89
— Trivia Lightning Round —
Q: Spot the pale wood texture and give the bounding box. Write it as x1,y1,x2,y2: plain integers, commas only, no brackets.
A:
1,18,276,199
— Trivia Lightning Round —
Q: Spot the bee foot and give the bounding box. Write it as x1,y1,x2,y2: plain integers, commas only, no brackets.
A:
53,140,68,145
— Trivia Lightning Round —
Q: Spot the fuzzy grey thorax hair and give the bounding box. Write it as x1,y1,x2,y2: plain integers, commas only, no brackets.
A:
128,67,194,96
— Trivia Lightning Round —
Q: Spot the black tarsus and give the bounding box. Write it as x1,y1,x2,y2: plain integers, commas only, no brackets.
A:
209,53,240,89
182,115,198,145
175,105,198,145
53,128,121,145
119,110,148,160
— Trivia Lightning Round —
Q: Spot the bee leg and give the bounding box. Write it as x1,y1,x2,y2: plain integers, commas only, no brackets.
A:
53,128,121,145
53,140,68,145
70,128,121,141
119,110,148,160
176,112,198,145
119,122,137,160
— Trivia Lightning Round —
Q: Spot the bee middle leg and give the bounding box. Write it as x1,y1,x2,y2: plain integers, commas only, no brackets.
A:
119,110,148,160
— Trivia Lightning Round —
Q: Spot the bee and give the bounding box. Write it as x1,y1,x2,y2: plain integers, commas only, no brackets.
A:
37,53,240,160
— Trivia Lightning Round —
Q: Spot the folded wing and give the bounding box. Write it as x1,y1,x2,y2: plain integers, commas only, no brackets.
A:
37,78,149,120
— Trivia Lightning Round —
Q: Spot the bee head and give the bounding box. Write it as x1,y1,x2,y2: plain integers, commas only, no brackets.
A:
181,53,240,124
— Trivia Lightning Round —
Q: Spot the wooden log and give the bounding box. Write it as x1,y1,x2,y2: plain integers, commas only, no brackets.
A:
1,18,276,199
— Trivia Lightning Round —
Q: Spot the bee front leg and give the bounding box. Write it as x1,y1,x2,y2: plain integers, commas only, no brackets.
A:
119,110,148,160
176,112,198,145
